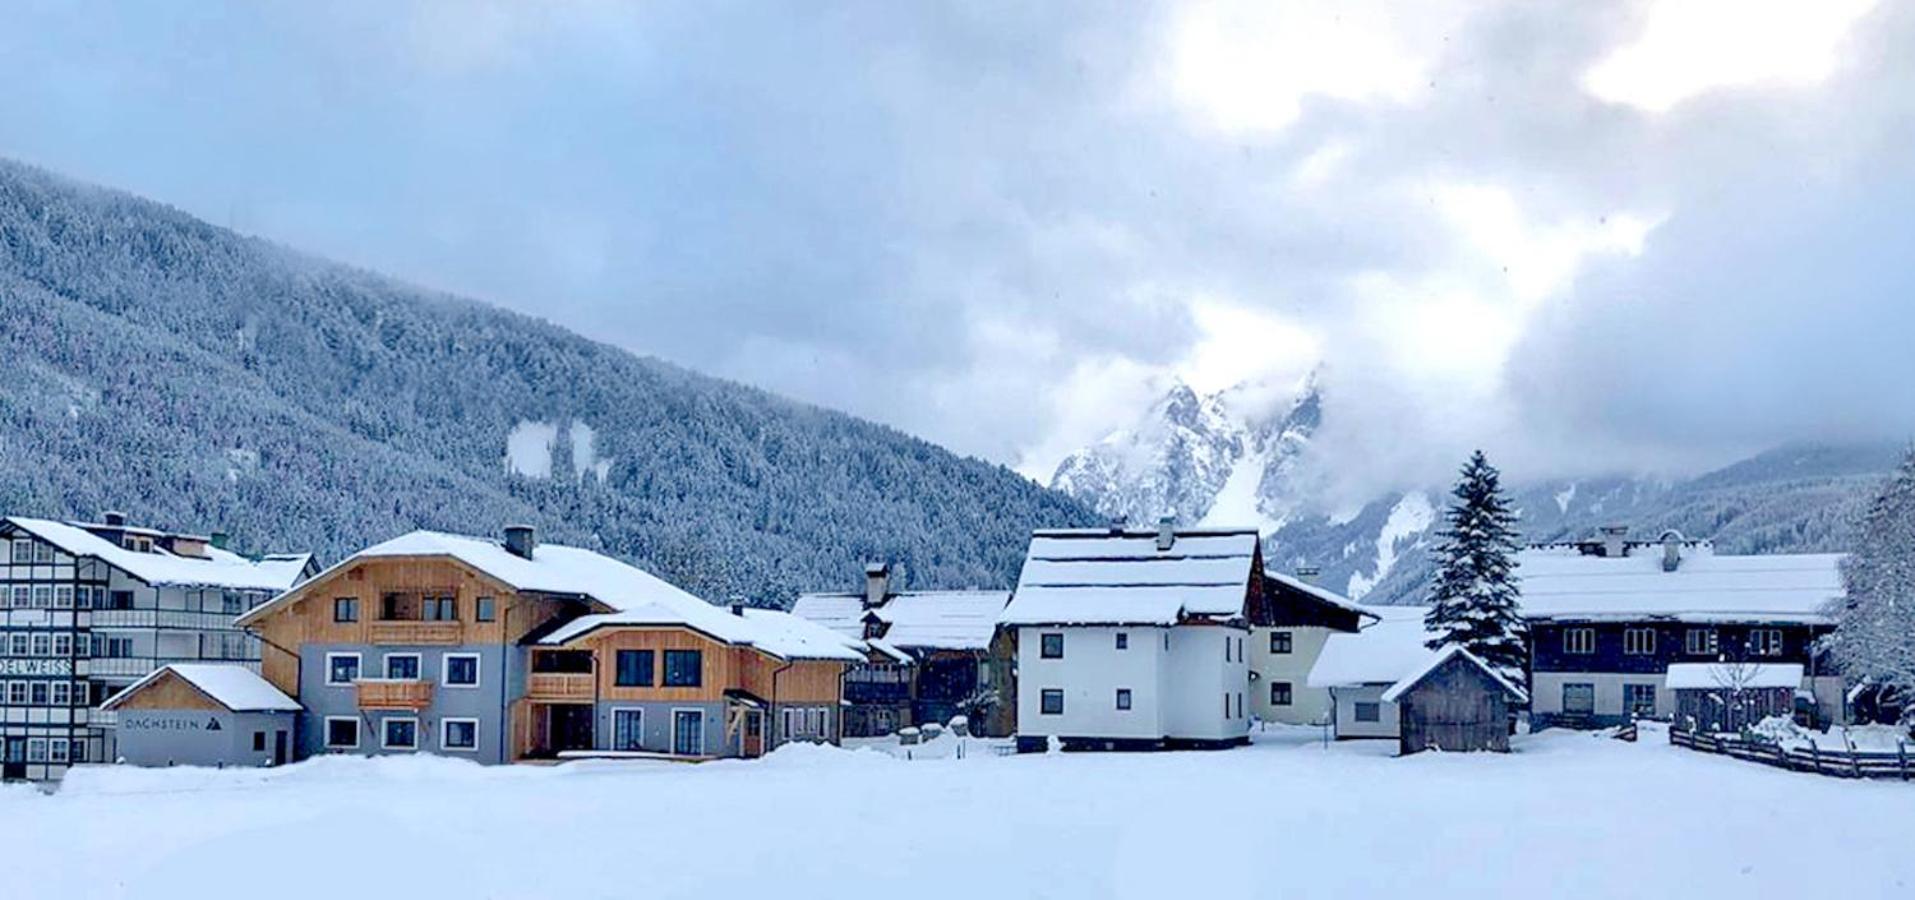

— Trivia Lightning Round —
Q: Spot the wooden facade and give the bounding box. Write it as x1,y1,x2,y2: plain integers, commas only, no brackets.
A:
104,670,223,712
1394,655,1518,755
544,625,842,706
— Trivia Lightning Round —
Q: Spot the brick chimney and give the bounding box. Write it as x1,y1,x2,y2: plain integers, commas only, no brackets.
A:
1294,565,1321,585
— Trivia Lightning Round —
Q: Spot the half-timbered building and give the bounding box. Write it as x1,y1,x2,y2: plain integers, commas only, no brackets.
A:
0,513,312,781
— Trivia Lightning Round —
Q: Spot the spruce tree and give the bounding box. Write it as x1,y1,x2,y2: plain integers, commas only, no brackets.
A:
1824,446,1915,723
1424,450,1528,682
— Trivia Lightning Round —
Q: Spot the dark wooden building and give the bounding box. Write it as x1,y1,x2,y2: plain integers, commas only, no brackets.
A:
1381,646,1527,755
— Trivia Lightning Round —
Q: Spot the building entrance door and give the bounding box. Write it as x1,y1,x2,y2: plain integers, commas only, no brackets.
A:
551,705,595,753
3,737,25,780
672,710,704,756
273,730,288,766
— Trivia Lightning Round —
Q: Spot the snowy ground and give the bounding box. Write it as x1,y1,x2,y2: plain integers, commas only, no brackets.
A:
6,726,1911,900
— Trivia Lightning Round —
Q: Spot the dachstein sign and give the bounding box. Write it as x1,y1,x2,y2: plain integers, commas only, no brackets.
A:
0,659,70,677
121,715,223,732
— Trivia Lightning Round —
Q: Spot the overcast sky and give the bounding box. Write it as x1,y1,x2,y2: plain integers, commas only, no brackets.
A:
3,1,1910,498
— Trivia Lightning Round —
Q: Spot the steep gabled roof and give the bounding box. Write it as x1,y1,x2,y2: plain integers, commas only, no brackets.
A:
999,528,1260,626
1380,644,1528,704
1517,545,1844,624
539,606,866,662
1307,606,1435,687
102,663,301,713
5,517,310,592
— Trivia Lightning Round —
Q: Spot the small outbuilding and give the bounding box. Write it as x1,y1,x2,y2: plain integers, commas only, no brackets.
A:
1666,662,1804,734
1380,645,1528,755
101,664,303,768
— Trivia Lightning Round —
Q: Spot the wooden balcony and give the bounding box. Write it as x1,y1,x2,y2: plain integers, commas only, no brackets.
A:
526,672,596,702
367,621,463,646
356,679,434,711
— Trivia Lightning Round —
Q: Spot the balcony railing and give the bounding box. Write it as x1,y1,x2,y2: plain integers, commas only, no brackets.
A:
366,621,462,645
355,678,434,710
526,672,596,702
89,610,244,630
86,657,261,678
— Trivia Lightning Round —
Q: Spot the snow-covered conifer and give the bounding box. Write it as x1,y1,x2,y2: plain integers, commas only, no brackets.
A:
1824,446,1915,722
1424,450,1528,683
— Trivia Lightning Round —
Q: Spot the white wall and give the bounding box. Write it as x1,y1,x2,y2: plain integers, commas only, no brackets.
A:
1016,625,1166,740
1329,684,1399,739
1251,626,1335,725
1164,625,1250,742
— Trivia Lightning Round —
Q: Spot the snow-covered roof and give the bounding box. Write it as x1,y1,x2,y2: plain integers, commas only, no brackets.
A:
790,590,1008,651
5,517,310,592
1380,644,1528,704
1307,605,1435,687
866,638,915,664
1516,545,1845,624
999,528,1260,626
1266,570,1371,617
239,530,864,662
539,606,866,662
102,663,302,713
1664,662,1805,691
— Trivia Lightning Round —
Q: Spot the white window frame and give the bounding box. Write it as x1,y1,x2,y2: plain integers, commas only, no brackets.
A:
6,681,24,704
1353,702,1380,723
33,542,54,563
670,708,705,757
49,737,69,764
1685,628,1718,656
381,716,420,751
53,586,72,609
1623,627,1656,655
51,681,70,707
1750,628,1784,657
31,586,51,608
52,634,71,657
10,538,31,562
440,717,480,752
1564,627,1596,655
1115,688,1132,711
31,634,50,656
324,716,360,750
1271,631,1293,654
8,633,25,656
324,652,362,686
9,586,26,608
610,708,645,752
27,738,47,762
383,652,422,680
441,652,481,689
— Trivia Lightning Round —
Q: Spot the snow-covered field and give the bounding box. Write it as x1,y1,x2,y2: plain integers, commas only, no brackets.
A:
6,727,1910,900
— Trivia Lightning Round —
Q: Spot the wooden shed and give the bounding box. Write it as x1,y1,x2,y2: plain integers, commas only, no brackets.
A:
1381,646,1528,755
1666,662,1804,734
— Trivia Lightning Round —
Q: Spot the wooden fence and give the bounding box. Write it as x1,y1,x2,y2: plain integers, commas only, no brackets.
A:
1670,728,1913,780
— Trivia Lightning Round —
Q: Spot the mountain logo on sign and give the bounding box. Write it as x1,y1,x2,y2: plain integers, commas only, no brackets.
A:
206,717,221,731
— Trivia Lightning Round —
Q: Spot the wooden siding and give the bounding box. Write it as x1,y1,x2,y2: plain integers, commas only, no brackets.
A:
108,670,224,712
247,555,581,696
557,626,844,705
357,680,433,711
526,672,595,702
1397,656,1513,754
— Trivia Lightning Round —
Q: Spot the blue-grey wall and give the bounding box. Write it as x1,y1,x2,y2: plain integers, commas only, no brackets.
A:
296,643,511,764
116,709,294,768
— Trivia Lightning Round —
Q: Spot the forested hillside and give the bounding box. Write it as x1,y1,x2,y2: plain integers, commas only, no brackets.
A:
0,159,1099,603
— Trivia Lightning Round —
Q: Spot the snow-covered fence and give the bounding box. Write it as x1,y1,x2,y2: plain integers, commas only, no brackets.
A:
1670,729,1912,780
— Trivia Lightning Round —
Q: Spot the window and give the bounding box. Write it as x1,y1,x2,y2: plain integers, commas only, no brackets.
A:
7,586,23,608
53,586,72,609
31,586,51,608
782,707,831,740
1040,633,1063,659
104,637,133,658
326,653,361,686
534,650,592,673
1354,702,1380,723
612,709,644,751
108,590,134,610
1224,638,1232,663
1563,628,1596,655
614,649,654,687
663,650,702,687
10,539,30,561
27,739,47,763
8,634,24,656
32,634,50,656
384,654,420,680
325,717,360,750
1749,629,1785,657
1685,628,1718,656
1271,631,1293,654
1271,682,1293,706
333,597,358,623
75,586,93,609
1040,689,1064,715
1223,693,1231,717
30,682,49,705
48,738,69,764
70,740,86,763
1114,632,1128,650
1624,684,1657,716
1115,688,1132,711
382,717,419,750
476,596,496,622
443,654,480,687
1563,683,1596,715
442,718,479,752
52,634,71,657
33,542,53,563
1624,627,1656,655
5,682,24,704
253,732,267,752
50,682,69,706
422,596,458,622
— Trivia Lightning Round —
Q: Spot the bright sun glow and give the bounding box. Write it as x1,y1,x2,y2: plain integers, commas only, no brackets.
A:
1584,0,1878,113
